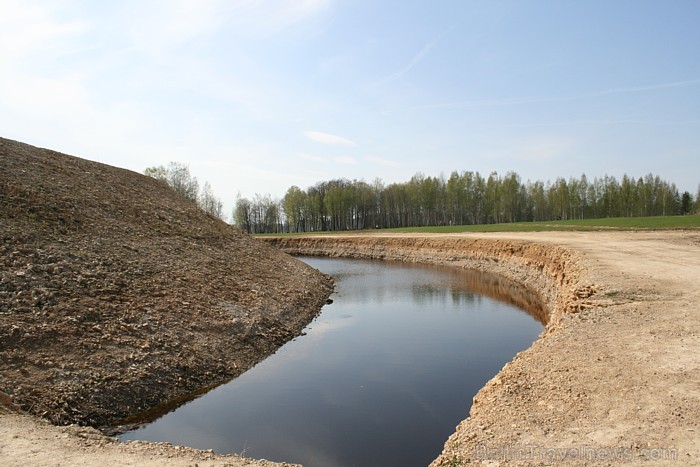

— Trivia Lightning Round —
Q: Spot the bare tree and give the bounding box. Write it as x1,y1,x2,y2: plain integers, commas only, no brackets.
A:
199,182,224,220
145,162,228,222
144,162,199,203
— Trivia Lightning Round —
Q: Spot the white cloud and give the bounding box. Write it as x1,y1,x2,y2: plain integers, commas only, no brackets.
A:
127,0,330,44
304,130,358,146
0,0,87,60
228,0,331,37
0,1,141,145
125,0,235,55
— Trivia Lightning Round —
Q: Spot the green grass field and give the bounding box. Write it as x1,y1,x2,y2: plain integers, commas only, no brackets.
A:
257,214,700,236
384,214,700,233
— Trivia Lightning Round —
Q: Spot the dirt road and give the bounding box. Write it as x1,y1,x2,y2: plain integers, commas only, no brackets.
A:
2,230,699,465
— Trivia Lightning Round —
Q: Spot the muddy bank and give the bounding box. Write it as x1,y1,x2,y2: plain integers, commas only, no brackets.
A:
263,232,700,465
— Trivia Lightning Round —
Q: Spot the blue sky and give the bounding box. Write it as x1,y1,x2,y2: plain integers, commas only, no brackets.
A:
2,0,699,213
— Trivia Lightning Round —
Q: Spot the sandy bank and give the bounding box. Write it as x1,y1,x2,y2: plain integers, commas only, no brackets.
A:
262,234,595,328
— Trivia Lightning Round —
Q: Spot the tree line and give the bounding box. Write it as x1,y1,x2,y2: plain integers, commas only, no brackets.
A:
144,162,225,220
233,171,699,234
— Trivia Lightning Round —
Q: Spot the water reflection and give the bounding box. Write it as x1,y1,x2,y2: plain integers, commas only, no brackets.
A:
344,260,547,325
119,257,543,467
448,267,548,324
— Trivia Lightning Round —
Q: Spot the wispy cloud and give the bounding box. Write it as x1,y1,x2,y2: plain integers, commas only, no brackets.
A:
226,0,331,38
124,0,228,56
127,0,330,53
480,118,700,130
415,79,700,110
376,39,437,85
581,79,700,97
304,130,358,146
0,0,87,59
366,156,401,167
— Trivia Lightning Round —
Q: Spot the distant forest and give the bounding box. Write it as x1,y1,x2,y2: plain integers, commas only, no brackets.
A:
233,171,699,234
143,165,698,234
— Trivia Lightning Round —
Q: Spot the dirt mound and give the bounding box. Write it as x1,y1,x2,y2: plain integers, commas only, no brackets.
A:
0,137,333,429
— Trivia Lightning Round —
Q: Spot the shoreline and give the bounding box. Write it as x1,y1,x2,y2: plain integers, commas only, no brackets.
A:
264,231,699,465
2,231,698,466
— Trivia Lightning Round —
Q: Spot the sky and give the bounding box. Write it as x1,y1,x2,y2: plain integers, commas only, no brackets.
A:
2,0,699,215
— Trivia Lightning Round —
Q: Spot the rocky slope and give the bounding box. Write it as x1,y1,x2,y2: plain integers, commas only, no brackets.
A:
0,137,333,429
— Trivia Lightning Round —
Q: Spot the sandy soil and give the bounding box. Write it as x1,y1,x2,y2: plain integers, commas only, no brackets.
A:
429,230,700,466
2,230,699,465
0,407,297,467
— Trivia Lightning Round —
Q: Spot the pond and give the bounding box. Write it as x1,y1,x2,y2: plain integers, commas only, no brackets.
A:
119,257,544,466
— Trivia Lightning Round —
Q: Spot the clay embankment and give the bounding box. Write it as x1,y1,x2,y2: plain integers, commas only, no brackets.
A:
263,232,700,466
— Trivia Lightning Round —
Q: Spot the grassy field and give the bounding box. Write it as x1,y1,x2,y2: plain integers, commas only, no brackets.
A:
258,215,700,236
385,215,700,233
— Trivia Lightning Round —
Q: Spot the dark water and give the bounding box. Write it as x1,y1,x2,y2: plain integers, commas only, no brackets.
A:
119,257,544,466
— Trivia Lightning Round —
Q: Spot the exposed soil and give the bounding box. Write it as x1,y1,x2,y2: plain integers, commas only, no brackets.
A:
0,137,332,466
0,407,299,467
431,230,699,467
1,137,698,466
